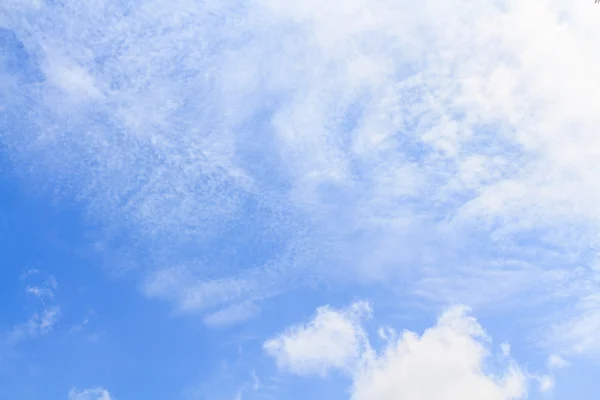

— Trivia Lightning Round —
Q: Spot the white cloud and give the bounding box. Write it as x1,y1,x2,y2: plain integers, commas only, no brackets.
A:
26,285,55,299
3,0,600,354
537,375,554,393
266,303,528,400
528,355,569,394
264,302,371,376
548,293,600,356
250,369,261,391
203,302,260,327
68,388,112,400
42,49,103,100
501,343,512,357
37,305,60,333
547,355,569,370
9,306,60,344
140,239,309,322
7,273,60,344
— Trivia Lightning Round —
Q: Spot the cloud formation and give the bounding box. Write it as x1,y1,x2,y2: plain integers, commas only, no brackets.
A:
7,272,60,344
1,0,600,355
264,301,371,376
266,302,528,400
68,388,112,400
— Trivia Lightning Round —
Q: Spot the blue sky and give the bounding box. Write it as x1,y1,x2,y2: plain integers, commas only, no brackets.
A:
1,1,600,399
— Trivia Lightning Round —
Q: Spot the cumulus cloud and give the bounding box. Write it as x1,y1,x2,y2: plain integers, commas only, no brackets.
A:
264,301,371,376
266,302,528,400
2,0,600,350
68,388,112,400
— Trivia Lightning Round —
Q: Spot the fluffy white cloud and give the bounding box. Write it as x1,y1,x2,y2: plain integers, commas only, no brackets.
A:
68,388,112,400
266,303,528,400
264,302,371,376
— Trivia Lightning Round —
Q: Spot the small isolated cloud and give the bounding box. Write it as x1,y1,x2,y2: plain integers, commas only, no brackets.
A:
68,387,112,400
264,302,372,377
35,305,60,334
528,355,569,394
9,305,60,344
250,369,261,391
266,302,528,400
547,354,569,370
26,285,55,299
536,375,554,393
500,343,512,357
203,302,260,327
7,273,61,344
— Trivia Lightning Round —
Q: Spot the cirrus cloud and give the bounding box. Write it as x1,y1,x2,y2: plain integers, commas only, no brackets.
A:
1,0,600,358
68,387,113,400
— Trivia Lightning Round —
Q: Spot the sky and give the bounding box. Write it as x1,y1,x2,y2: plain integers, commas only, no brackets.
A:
1,0,600,399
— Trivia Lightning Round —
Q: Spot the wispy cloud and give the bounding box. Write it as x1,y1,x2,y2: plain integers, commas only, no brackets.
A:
7,272,60,344
68,387,113,400
203,302,260,327
2,0,600,353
